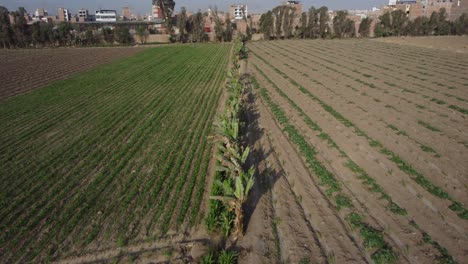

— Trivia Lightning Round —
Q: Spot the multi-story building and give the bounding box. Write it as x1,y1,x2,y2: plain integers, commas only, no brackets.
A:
230,4,248,20
451,0,468,20
95,10,117,22
58,8,71,22
78,9,89,22
283,1,303,15
33,8,47,22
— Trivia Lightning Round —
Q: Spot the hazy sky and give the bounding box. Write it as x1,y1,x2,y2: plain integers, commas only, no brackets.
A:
2,0,389,15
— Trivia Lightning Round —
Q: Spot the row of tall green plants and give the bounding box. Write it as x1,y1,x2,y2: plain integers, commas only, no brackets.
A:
205,37,254,241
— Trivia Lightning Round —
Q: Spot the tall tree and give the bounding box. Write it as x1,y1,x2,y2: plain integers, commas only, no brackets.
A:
12,7,30,47
391,9,408,36
282,6,296,39
298,12,308,38
259,11,274,40
190,11,205,42
358,17,373,37
306,7,318,38
272,6,285,38
0,6,13,48
318,6,329,38
177,7,188,42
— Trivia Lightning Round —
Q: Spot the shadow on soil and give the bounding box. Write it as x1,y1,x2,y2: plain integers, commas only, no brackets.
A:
228,74,281,254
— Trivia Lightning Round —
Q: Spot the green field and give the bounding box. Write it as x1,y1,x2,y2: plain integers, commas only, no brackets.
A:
0,44,230,262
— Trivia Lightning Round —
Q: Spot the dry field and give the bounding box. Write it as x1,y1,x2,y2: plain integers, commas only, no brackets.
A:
374,36,468,54
241,39,468,263
0,47,146,101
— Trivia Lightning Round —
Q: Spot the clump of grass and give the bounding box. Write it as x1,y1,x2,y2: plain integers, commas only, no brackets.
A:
335,194,353,211
418,120,441,132
360,225,386,249
416,104,427,109
430,98,446,105
372,246,399,264
345,212,364,230
449,105,468,115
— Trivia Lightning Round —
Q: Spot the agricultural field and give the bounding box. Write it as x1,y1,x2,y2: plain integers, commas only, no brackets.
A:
0,44,230,262
0,47,146,101
241,39,468,263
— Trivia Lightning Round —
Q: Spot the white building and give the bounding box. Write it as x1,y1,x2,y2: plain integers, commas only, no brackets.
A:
95,10,117,22
230,4,248,20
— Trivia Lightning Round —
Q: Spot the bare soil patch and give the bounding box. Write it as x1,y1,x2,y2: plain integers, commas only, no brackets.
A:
0,47,146,101
373,36,468,53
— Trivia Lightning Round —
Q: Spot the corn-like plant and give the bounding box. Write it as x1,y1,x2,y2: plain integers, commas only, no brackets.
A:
208,37,254,240
211,166,254,239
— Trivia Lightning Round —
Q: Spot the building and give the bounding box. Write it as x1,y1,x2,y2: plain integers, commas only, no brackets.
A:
33,8,47,22
95,10,117,22
451,0,468,20
230,4,248,20
122,6,132,20
78,9,89,22
424,0,453,17
152,4,163,20
58,8,71,22
283,1,303,15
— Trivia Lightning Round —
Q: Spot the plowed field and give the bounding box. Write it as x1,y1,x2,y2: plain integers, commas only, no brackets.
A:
0,47,146,101
242,39,468,263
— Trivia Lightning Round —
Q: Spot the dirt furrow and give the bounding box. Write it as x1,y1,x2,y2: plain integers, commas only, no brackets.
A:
251,55,468,262
251,44,468,202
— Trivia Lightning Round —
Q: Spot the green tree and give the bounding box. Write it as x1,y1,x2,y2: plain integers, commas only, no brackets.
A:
306,7,318,38
259,11,274,40
177,6,188,42
12,7,31,47
115,26,132,44
318,6,330,38
391,9,408,36
136,25,149,44
358,17,372,37
282,6,296,39
298,12,308,38
102,27,114,44
58,22,73,46
333,10,348,38
190,11,205,42
224,15,233,42
0,6,13,48
272,6,285,38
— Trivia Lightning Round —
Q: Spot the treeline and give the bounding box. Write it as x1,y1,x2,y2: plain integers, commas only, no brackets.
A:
175,7,239,43
259,4,468,40
260,6,362,39
375,8,468,37
0,6,152,48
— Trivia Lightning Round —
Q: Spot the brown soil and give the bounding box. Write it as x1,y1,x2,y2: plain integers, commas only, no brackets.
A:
0,47,146,101
373,36,468,54
244,39,468,263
